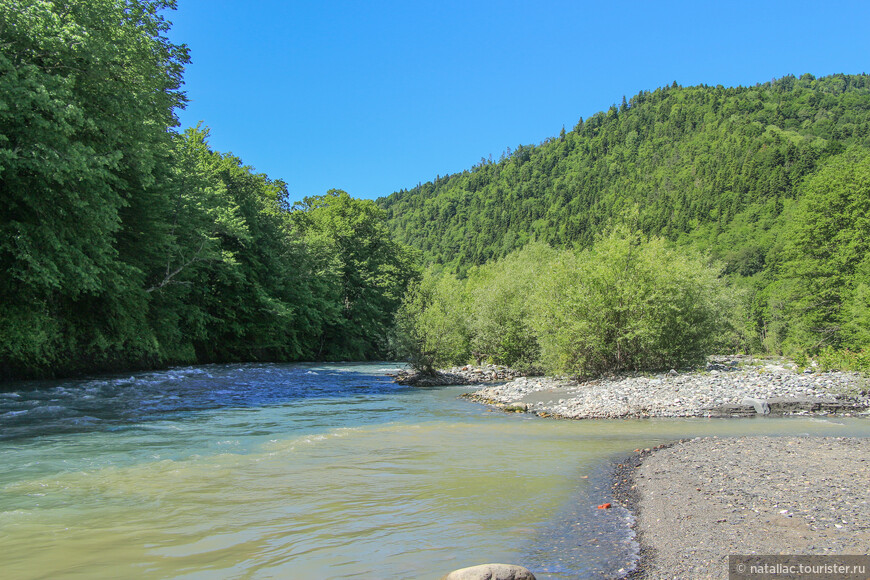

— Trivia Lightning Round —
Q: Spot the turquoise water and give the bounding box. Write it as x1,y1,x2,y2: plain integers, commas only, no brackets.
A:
1,362,869,579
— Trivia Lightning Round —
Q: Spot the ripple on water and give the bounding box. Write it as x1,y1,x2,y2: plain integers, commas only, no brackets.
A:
2,364,870,580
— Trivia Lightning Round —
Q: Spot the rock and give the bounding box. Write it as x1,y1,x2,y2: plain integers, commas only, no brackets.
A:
441,563,536,580
463,355,868,419
393,365,528,387
740,397,770,415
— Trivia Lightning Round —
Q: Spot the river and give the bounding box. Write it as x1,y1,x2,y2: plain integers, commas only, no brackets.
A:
1,362,869,579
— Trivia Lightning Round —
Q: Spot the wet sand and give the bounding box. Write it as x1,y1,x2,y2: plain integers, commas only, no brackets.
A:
612,436,870,579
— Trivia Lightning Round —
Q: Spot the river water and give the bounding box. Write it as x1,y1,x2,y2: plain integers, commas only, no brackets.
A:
2,362,869,579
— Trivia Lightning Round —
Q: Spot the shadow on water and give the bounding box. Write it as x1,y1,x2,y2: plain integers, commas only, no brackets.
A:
0,362,411,441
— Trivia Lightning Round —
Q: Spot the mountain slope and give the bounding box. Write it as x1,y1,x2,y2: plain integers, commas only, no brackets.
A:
378,74,870,275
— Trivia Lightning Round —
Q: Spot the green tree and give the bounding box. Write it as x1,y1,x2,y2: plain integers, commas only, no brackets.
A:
291,190,418,359
0,0,188,375
0,1,423,378
393,269,471,371
148,127,309,363
378,74,870,359
464,242,556,370
532,229,728,375
773,148,870,353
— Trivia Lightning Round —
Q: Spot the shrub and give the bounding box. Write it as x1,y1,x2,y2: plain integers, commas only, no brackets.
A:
464,242,556,371
395,230,731,377
392,269,471,372
814,348,870,373
532,229,729,376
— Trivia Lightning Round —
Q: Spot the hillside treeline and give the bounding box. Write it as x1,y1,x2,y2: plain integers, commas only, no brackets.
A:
0,1,415,378
381,75,870,364
3,1,866,378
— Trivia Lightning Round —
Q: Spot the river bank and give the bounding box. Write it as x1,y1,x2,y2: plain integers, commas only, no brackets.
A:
459,356,870,418
612,436,870,579
412,358,870,577
392,364,525,386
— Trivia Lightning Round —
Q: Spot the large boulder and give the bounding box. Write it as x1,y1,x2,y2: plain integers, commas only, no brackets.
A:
440,563,536,580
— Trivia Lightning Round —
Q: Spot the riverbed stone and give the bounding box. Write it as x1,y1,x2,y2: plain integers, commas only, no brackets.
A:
391,364,527,386
740,397,770,415
463,355,870,419
440,563,536,580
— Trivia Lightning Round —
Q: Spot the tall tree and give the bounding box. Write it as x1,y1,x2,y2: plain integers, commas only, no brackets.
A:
772,148,870,352
291,190,418,359
0,0,188,375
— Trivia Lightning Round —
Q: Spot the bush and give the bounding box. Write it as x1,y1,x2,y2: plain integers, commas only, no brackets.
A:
814,348,870,373
395,230,732,377
531,229,729,376
464,242,556,371
392,269,471,372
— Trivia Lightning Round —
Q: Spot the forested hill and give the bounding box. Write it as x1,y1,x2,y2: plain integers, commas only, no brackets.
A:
377,74,870,273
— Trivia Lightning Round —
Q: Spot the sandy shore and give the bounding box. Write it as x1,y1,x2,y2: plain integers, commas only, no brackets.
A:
611,437,870,579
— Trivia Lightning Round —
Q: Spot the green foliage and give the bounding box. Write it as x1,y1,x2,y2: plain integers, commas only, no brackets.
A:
0,0,188,375
155,129,316,364
393,270,471,371
0,2,418,377
4,6,868,381
290,190,418,360
393,242,557,372
380,74,870,361
843,256,870,349
532,229,728,375
770,148,870,354
814,348,870,374
463,242,557,371
396,232,730,376
380,75,870,273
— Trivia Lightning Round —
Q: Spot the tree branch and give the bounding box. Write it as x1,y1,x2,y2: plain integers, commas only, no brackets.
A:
145,236,207,293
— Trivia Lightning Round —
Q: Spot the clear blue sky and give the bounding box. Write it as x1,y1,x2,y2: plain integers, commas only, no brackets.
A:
168,0,869,201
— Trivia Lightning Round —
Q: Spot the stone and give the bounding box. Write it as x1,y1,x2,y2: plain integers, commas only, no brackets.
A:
441,563,536,580
740,397,770,415
462,355,869,420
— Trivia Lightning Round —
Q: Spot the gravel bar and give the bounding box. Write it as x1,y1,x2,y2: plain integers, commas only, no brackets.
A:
465,356,870,418
613,436,870,579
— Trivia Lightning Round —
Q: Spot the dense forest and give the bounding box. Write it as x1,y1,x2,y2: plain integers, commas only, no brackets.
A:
3,1,868,379
380,75,870,371
0,0,416,378
379,75,870,270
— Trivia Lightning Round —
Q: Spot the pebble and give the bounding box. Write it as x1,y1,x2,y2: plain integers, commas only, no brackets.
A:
627,437,870,578
463,356,870,418
392,364,525,386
